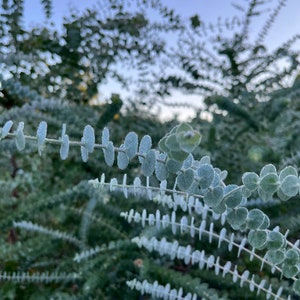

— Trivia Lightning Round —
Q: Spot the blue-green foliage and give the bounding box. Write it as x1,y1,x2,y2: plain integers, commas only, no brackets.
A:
1,0,300,299
2,119,300,299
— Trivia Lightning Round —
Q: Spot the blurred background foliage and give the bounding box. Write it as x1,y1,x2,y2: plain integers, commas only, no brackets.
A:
0,0,300,298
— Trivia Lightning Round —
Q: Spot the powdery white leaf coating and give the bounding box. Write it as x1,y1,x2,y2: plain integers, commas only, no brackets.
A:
177,168,194,191
37,121,47,143
259,215,270,230
1,120,13,139
124,131,138,160
37,121,47,155
265,249,285,265
266,231,285,250
83,125,95,153
17,121,24,131
260,164,277,177
138,135,152,163
104,141,115,167
246,209,265,230
277,187,290,201
279,166,298,181
101,127,110,147
182,154,193,169
284,249,300,266
219,170,228,181
248,230,268,249
197,164,214,189
242,172,259,191
60,134,69,160
199,155,210,165
282,264,299,278
226,207,248,229
117,145,129,170
280,175,299,198
133,177,142,195
109,178,118,192
259,173,279,194
155,153,168,181
61,123,67,136
15,122,25,151
141,149,156,177
211,199,226,215
81,137,89,162
224,185,243,208
203,186,224,207
122,174,128,199
211,171,221,188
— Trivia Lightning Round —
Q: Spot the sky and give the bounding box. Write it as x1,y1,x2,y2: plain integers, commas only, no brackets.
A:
24,0,300,49
23,0,300,120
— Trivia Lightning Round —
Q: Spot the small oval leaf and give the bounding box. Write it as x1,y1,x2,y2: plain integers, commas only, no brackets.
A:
104,141,115,167
60,134,69,160
282,264,299,278
124,131,138,160
277,187,290,201
36,121,47,155
265,249,285,265
141,149,156,177
242,172,259,191
248,230,268,249
284,249,300,266
227,207,248,229
15,122,25,151
117,145,129,170
258,215,270,230
197,164,214,189
224,185,243,208
155,153,168,181
279,166,298,181
1,120,13,139
177,168,194,191
246,209,265,230
260,173,279,194
260,164,277,177
266,231,285,250
204,186,224,207
81,137,89,162
280,175,299,198
83,125,95,153
182,154,194,169
139,135,152,163
101,127,110,147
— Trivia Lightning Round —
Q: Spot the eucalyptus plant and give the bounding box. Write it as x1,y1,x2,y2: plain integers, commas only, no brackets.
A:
1,117,300,299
